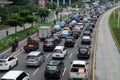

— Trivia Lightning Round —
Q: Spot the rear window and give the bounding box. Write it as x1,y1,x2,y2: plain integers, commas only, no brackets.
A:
0,60,6,63
66,39,72,41
54,49,62,53
46,66,57,70
72,64,85,68
44,41,52,44
79,48,87,52
27,56,37,59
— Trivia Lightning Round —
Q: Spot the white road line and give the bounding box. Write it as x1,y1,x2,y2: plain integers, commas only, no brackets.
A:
69,53,72,58
0,48,10,56
46,53,51,59
33,67,39,76
15,50,24,57
75,43,77,47
62,67,66,76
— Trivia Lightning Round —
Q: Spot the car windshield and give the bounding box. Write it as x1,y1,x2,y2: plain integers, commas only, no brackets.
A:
66,39,72,41
45,41,52,44
0,60,6,63
27,56,37,59
54,49,62,53
46,66,57,70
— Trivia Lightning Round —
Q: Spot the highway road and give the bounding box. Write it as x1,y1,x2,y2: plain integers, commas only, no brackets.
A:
0,20,96,80
95,7,120,80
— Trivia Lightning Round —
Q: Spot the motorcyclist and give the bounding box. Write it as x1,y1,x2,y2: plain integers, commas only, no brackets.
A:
11,39,18,52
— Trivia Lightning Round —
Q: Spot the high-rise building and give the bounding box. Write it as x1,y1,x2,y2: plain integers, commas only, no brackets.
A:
47,0,77,6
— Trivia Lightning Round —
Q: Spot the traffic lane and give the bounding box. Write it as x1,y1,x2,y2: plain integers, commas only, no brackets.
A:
96,8,120,80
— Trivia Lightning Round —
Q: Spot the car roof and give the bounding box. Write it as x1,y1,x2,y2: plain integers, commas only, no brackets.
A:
48,60,61,66
1,70,24,79
28,51,41,56
55,46,64,50
72,60,86,65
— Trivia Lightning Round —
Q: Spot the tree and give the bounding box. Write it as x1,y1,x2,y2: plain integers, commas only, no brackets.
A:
37,8,50,22
0,7,8,23
24,4,38,13
26,15,38,27
8,0,28,5
5,14,23,33
46,1,57,10
10,6,21,13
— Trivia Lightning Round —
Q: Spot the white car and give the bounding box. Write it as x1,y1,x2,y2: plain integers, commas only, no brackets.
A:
1,70,29,80
68,60,89,80
0,55,18,70
52,46,67,59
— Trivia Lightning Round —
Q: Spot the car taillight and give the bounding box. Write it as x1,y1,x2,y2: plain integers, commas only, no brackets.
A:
4,62,8,65
55,69,59,74
45,69,48,73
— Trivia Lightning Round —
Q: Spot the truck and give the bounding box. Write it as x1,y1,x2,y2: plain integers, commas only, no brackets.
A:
24,38,39,53
37,26,53,41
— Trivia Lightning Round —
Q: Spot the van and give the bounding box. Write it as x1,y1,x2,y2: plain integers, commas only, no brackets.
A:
37,26,53,41
1,70,29,80
26,51,45,67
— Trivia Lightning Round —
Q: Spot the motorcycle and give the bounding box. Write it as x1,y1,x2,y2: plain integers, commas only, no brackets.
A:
11,41,18,52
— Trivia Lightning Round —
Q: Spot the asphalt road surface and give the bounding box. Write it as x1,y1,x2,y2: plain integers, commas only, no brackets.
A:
0,14,95,80
95,7,120,80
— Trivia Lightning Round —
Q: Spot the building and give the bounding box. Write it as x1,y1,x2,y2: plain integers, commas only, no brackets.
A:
47,0,77,6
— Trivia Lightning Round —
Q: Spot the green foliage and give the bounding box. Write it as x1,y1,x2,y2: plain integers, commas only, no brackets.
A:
37,8,50,18
10,6,21,13
46,1,57,10
26,15,38,23
8,0,29,5
109,8,120,50
19,10,31,17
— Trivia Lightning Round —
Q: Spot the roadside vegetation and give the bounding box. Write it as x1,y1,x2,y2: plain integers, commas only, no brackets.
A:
109,8,120,50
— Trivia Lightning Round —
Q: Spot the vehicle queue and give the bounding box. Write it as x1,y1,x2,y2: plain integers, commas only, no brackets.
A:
0,2,114,80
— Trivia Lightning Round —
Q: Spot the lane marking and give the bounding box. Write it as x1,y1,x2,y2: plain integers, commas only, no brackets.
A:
62,67,66,76
33,67,39,76
69,53,72,58
75,44,77,47
46,53,51,59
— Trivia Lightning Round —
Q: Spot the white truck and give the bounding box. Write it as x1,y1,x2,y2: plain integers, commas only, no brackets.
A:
37,26,53,41
68,60,88,80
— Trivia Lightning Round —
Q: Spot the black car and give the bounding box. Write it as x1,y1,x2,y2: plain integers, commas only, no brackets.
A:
77,45,90,59
70,30,80,39
44,60,65,79
81,35,91,45
53,33,62,44
64,36,76,47
43,37,57,51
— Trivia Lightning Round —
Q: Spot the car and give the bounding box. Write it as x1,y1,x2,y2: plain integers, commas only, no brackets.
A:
64,27,71,32
68,60,88,80
77,45,90,59
52,46,68,59
0,55,18,70
26,51,45,67
76,22,85,30
70,30,80,39
53,33,62,43
54,24,61,31
1,70,29,80
44,60,65,79
64,36,76,47
83,30,91,37
43,37,58,51
81,36,91,45
61,30,69,38
59,21,66,28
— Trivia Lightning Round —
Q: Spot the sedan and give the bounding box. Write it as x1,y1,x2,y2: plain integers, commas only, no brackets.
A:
54,25,61,31
61,30,69,38
81,36,91,45
0,55,18,70
77,45,90,59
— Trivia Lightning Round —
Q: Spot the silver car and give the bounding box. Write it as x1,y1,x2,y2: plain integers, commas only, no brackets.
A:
26,51,45,67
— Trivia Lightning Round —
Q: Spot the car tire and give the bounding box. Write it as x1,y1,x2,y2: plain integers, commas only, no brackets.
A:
15,60,18,66
9,66,11,70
